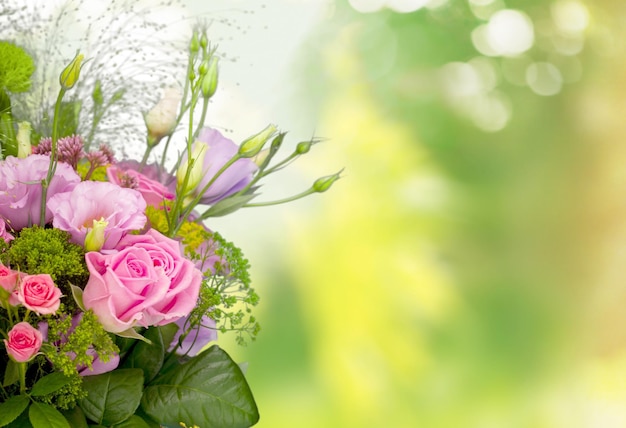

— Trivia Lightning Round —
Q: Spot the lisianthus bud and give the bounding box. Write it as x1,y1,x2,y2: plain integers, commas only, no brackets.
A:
190,30,200,54
201,57,219,99
84,218,108,252
59,52,84,90
177,143,207,196
238,124,278,158
296,140,312,155
16,121,31,158
313,170,342,193
144,87,181,147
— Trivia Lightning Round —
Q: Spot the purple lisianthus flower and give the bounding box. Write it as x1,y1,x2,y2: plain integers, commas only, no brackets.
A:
48,181,147,250
169,315,217,357
75,348,120,376
183,128,258,205
0,155,81,230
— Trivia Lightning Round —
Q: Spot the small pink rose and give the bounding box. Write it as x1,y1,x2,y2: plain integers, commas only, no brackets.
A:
0,264,23,296
4,322,43,362
17,274,61,315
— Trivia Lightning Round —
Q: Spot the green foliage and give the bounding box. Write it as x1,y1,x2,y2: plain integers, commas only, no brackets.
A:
1,226,89,302
189,230,260,346
45,311,118,375
0,41,35,94
141,345,259,427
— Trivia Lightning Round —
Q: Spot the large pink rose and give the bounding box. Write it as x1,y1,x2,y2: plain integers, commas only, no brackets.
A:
48,181,147,250
16,274,61,315
107,164,175,208
82,229,201,333
4,322,43,362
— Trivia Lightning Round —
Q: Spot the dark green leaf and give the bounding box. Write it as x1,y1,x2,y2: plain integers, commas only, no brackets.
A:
79,368,144,426
121,324,178,384
28,402,70,428
30,372,72,397
5,407,31,428
0,395,29,426
141,345,259,428
61,405,88,428
111,415,152,428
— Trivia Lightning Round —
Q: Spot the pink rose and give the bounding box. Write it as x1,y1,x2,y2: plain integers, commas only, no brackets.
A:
0,263,23,296
4,322,43,362
107,164,175,208
48,181,147,250
83,229,201,333
16,274,61,315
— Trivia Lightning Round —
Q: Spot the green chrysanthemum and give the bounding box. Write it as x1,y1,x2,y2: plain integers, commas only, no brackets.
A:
0,41,35,94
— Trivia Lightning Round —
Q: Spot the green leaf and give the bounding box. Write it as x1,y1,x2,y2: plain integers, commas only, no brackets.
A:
111,415,152,428
60,406,88,428
121,324,178,384
201,194,257,218
30,372,72,397
2,359,18,387
0,395,29,426
79,368,144,426
28,402,70,428
141,345,259,428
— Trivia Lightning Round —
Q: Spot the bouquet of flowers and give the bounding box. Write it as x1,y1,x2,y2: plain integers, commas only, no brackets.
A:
0,13,339,428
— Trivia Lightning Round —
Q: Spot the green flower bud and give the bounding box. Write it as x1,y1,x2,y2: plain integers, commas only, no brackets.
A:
313,170,343,193
16,121,31,158
198,59,209,76
59,52,84,90
238,124,278,158
177,142,207,195
201,57,219,99
296,140,312,155
200,33,209,50
190,30,200,54
84,218,108,252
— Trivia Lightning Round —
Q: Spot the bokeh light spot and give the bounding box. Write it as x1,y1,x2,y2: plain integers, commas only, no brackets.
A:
526,62,563,96
348,0,386,13
486,9,535,56
388,0,430,13
551,0,589,34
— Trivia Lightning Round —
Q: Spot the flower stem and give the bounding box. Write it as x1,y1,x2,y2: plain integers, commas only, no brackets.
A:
40,88,67,226
17,362,26,394
242,189,316,208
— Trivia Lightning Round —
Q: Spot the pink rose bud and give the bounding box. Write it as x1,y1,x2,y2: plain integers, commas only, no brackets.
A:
4,322,43,362
0,264,22,299
17,274,62,315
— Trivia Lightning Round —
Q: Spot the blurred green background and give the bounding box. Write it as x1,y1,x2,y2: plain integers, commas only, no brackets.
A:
218,0,626,427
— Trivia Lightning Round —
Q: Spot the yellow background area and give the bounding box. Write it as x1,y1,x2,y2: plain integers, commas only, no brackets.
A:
221,1,626,427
